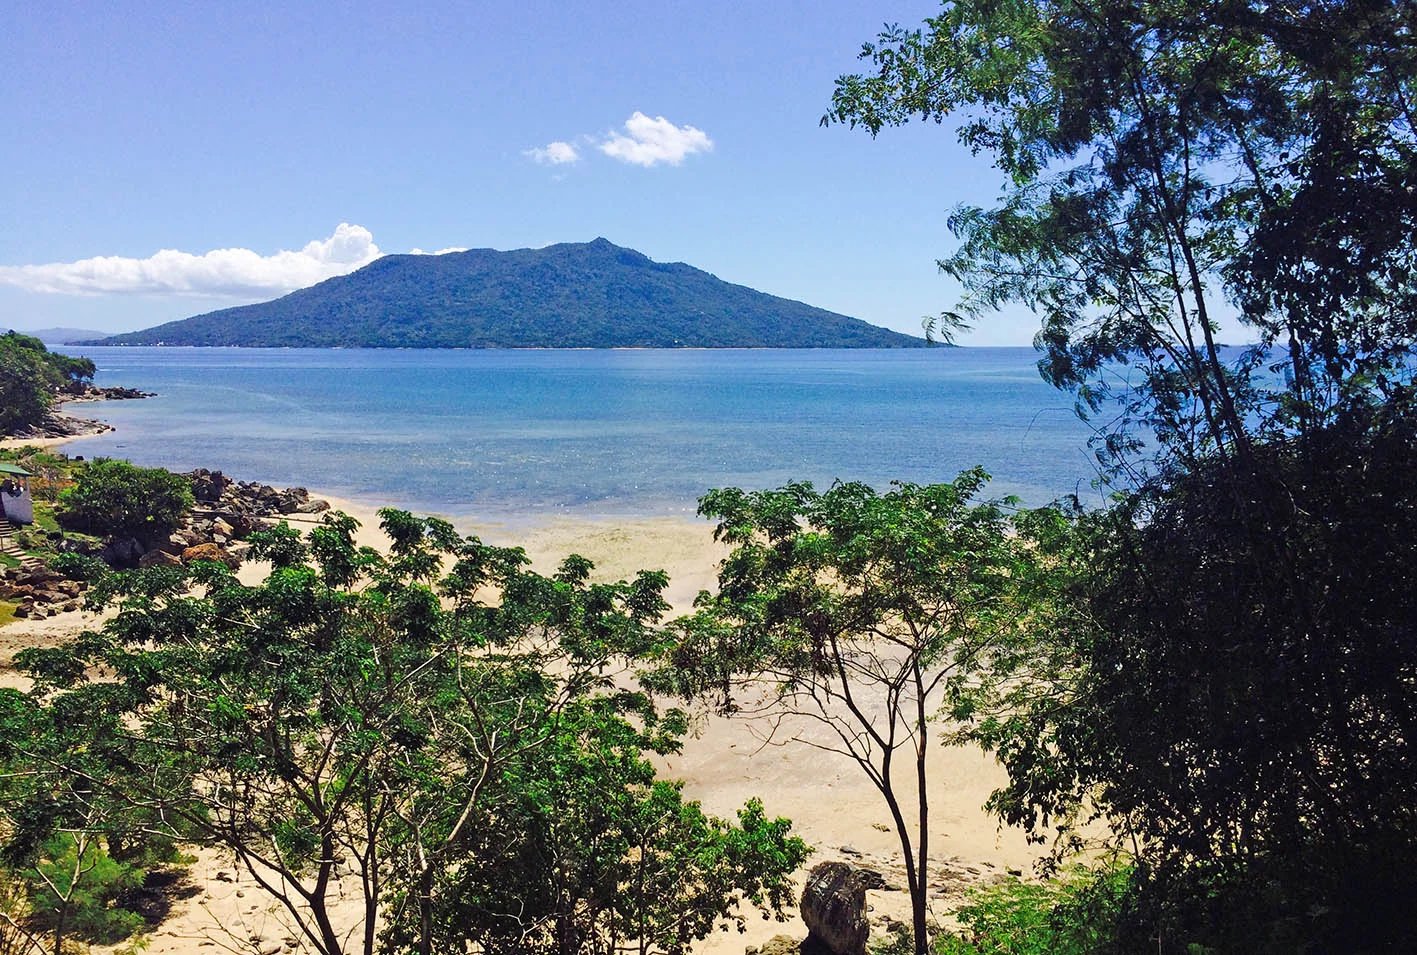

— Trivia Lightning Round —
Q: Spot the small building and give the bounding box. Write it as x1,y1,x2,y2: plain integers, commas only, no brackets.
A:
0,463,34,525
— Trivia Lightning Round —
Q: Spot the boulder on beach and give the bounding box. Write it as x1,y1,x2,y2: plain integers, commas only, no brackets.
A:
180,543,241,570
800,862,872,955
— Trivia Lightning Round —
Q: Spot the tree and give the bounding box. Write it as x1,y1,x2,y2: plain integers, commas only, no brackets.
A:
0,333,95,436
649,472,1033,955
56,459,193,546
981,403,1417,951
826,2,1417,950
11,509,807,955
826,0,1416,472
0,349,54,438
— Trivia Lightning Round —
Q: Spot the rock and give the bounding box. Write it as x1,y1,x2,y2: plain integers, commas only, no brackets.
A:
188,469,232,504
139,550,182,569
801,862,872,955
99,537,144,568
181,543,241,570
295,499,330,514
214,870,235,883
747,937,803,955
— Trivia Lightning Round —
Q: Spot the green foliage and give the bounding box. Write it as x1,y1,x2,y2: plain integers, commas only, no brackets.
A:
830,3,1417,951
826,0,1416,473
56,459,193,544
23,834,146,947
994,404,1417,952
385,691,808,955
0,332,95,435
934,866,1130,955
9,508,808,955
99,239,925,348
651,472,1036,955
0,343,56,437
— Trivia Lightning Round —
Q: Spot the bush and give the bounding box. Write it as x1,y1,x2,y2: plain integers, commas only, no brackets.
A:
57,459,193,545
936,866,1130,955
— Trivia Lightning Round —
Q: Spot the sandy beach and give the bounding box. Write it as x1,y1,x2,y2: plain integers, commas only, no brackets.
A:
1,434,1044,954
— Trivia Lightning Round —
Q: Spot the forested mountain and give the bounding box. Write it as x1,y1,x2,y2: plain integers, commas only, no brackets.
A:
98,239,924,348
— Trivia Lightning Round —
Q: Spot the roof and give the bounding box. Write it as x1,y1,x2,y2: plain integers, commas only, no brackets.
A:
0,463,32,477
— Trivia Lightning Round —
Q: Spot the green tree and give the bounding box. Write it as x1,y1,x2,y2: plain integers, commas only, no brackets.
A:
649,472,1033,955
827,2,1417,950
826,0,1416,471
0,333,95,436
0,349,55,437
13,509,807,955
56,459,193,546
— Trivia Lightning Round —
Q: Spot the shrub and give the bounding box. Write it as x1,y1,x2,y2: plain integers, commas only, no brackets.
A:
57,459,193,545
936,866,1130,955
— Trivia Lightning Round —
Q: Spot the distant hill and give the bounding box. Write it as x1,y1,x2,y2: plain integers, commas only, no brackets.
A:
15,327,112,345
96,239,925,349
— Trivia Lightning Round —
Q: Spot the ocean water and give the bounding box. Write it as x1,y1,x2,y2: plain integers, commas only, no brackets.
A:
57,347,1104,521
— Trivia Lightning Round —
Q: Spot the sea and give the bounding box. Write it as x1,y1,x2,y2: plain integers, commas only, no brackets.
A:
55,347,1106,523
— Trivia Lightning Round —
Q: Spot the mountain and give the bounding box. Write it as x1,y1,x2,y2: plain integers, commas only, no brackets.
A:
96,239,925,348
15,327,113,345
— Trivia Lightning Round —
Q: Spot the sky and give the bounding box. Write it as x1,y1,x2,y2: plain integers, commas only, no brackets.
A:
1,0,1044,344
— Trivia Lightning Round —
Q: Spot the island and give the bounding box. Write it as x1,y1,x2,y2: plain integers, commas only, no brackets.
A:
95,239,927,349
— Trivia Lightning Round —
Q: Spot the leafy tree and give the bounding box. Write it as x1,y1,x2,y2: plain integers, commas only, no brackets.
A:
56,459,193,545
981,404,1417,951
383,691,808,955
0,349,54,438
0,333,95,436
12,509,807,955
0,647,178,955
827,2,1417,950
649,472,1033,955
826,0,1416,472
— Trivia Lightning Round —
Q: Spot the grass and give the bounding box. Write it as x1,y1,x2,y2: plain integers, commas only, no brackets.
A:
0,601,17,627
0,553,18,569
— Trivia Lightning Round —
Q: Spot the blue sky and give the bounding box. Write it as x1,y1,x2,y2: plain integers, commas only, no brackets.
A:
1,0,1042,343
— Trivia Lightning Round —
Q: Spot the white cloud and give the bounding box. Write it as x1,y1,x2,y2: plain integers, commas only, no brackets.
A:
0,223,382,297
409,246,470,255
598,112,712,167
525,140,581,165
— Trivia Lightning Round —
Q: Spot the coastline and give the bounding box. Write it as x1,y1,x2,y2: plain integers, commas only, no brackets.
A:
4,413,1045,954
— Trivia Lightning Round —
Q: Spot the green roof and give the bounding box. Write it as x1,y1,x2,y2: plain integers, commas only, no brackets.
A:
0,463,32,477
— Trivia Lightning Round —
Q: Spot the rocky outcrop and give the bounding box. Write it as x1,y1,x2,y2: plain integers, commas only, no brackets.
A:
185,469,328,522
58,384,154,402
800,862,872,955
0,564,85,618
4,412,114,441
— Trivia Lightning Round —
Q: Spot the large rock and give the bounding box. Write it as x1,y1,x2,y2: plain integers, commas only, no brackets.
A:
188,468,232,504
98,537,145,568
180,543,241,570
800,862,872,955
139,550,182,569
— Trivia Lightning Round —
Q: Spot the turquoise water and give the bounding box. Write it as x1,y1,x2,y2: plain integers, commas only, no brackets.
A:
58,347,1103,520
